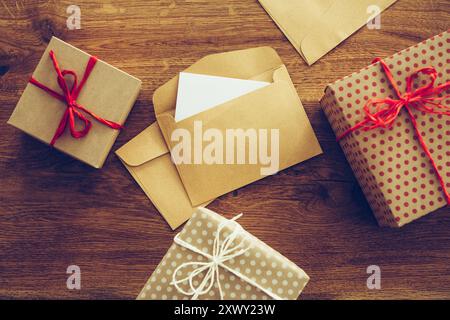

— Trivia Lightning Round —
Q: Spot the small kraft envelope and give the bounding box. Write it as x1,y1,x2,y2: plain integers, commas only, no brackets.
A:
257,0,398,65
116,47,322,229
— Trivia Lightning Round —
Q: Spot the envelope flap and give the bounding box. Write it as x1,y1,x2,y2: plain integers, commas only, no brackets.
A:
258,0,334,50
116,122,169,166
300,0,397,64
153,47,283,115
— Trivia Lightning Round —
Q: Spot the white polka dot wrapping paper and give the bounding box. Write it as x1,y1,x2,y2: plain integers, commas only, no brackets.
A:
321,30,450,228
137,208,309,300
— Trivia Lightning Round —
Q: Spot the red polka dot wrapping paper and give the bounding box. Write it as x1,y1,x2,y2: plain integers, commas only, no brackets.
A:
321,30,450,228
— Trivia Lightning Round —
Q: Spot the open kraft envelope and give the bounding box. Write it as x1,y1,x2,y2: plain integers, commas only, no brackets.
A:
116,47,322,229
258,0,398,65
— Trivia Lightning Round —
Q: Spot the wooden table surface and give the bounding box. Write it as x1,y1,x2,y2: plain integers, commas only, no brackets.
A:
0,0,449,300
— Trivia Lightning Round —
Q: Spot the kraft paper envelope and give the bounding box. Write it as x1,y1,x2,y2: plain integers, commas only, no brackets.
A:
116,122,208,230
258,0,398,65
116,47,322,229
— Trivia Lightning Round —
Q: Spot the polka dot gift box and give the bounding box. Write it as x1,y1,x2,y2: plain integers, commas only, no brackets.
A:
137,208,309,300
321,30,450,228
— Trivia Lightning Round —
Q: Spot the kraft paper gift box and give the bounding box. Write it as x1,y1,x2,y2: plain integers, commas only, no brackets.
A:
321,31,450,227
116,47,322,230
8,37,141,169
137,207,309,300
257,0,397,65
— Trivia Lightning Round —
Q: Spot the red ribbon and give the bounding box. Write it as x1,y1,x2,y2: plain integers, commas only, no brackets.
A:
29,50,124,146
337,58,450,204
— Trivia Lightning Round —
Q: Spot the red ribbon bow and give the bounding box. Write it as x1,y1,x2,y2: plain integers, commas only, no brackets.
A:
29,50,123,146
338,58,450,204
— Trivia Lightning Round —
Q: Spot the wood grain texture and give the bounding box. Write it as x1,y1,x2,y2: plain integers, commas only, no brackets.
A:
0,0,449,300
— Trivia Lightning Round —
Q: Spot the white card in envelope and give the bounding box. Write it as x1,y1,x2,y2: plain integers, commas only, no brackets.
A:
175,72,270,122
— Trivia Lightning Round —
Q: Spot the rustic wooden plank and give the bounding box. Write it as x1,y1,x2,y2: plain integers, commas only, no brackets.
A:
0,0,449,299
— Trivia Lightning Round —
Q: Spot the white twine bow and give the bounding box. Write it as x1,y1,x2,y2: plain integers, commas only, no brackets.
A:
170,214,283,300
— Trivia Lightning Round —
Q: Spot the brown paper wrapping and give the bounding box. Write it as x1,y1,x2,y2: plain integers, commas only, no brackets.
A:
8,37,141,168
138,208,309,300
321,30,449,227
